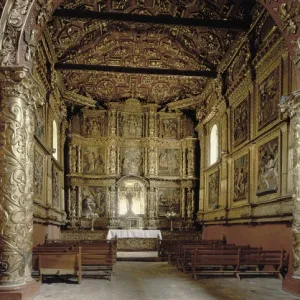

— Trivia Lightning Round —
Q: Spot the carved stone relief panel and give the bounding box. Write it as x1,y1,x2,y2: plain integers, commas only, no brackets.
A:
82,147,105,174
35,105,45,143
233,154,249,201
182,116,195,137
34,150,44,201
52,166,60,210
208,170,219,208
82,186,106,217
160,118,179,139
233,96,249,147
158,149,181,176
121,148,144,175
120,113,143,138
257,137,279,196
257,67,280,131
85,115,106,137
158,187,181,216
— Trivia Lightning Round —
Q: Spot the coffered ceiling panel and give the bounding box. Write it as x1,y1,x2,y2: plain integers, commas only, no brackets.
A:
48,0,256,106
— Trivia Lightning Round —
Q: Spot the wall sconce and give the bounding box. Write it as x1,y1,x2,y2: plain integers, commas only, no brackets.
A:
52,148,56,154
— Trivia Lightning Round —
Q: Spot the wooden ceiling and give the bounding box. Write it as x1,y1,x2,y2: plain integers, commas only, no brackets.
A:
48,0,256,105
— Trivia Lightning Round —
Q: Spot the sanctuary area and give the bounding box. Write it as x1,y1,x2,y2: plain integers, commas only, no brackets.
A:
0,0,300,299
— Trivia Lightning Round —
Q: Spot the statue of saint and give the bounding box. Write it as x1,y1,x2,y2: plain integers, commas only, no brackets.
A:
125,192,133,213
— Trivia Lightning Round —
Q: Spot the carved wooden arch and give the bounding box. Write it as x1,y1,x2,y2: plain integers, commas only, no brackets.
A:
0,0,300,83
116,175,150,188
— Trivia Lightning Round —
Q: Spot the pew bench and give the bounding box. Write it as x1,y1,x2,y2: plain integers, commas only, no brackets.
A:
38,247,82,284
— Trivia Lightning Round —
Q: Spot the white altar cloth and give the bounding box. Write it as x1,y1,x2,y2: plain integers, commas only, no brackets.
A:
107,229,162,240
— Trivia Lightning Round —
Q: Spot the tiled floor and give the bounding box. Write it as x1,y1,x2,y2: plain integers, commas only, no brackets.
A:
35,262,300,300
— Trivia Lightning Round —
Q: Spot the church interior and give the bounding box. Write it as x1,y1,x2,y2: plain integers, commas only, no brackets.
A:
1,0,300,299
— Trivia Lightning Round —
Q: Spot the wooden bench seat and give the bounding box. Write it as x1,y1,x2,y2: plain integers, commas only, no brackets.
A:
38,247,82,284
191,248,285,280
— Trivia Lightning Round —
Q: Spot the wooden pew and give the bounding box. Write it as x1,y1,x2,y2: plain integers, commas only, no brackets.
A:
38,247,82,284
236,249,286,280
158,239,224,258
191,247,285,280
78,240,117,280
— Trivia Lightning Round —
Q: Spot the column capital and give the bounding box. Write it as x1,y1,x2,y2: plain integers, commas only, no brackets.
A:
0,68,45,106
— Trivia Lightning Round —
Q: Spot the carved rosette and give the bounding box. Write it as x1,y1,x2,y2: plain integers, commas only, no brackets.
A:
280,90,300,277
0,69,42,286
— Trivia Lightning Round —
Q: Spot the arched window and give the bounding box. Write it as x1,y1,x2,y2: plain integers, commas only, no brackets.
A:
210,124,219,165
52,120,58,160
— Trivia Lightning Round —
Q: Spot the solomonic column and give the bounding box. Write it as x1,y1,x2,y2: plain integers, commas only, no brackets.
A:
0,69,43,298
280,90,300,294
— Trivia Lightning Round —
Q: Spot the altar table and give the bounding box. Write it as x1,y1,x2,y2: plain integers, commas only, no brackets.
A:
106,229,162,240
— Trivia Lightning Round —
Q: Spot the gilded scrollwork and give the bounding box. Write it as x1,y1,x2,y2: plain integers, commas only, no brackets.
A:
0,69,42,285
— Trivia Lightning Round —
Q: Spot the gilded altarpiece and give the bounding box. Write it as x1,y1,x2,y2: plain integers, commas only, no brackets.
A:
67,99,198,229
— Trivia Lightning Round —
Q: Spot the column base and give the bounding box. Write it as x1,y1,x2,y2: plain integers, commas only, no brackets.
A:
0,280,40,300
282,276,300,297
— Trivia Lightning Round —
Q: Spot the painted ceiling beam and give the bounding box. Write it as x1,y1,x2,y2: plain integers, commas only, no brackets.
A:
53,9,250,30
55,63,217,78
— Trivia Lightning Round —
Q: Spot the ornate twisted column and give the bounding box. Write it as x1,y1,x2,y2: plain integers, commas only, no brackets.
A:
0,69,43,295
280,90,300,290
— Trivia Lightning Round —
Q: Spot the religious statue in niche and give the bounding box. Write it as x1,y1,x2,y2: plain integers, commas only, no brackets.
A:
52,168,60,209
82,147,105,174
121,148,143,175
257,138,279,195
233,154,249,200
233,97,249,147
121,114,143,137
86,116,105,136
158,149,180,175
118,179,145,215
208,170,219,208
161,119,178,138
35,106,45,142
258,67,280,130
82,186,106,217
34,151,43,200
158,187,181,216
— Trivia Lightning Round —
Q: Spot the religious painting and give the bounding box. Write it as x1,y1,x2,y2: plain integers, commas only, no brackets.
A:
158,149,181,175
118,179,146,216
158,187,181,216
85,115,106,137
257,137,279,195
82,147,105,174
52,167,60,210
120,113,143,137
233,154,249,201
233,97,249,147
82,186,106,217
208,170,219,208
257,67,280,131
35,106,45,143
160,118,178,138
34,150,44,201
121,148,144,175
